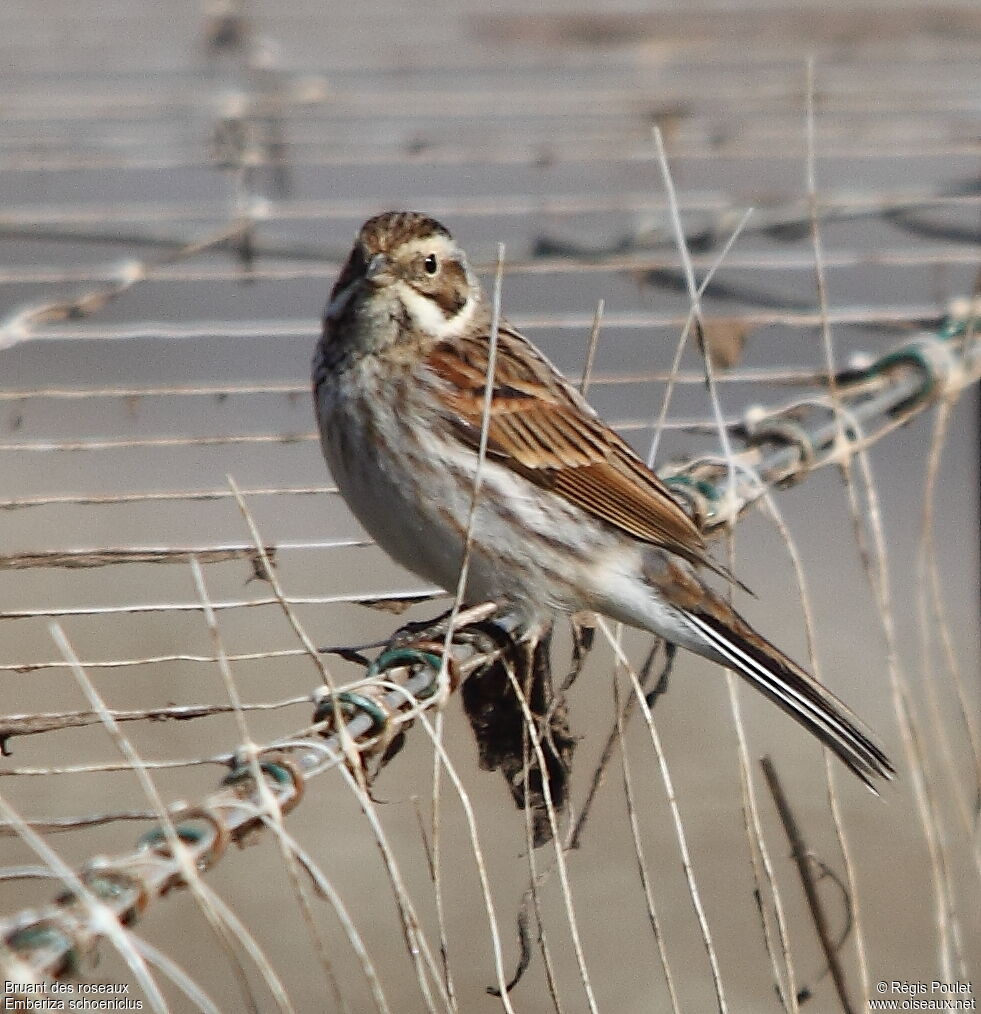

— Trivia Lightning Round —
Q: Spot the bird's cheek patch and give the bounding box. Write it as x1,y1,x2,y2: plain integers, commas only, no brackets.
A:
427,261,468,316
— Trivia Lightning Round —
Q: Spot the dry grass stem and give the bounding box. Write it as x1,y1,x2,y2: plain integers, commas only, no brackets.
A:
596,618,729,1013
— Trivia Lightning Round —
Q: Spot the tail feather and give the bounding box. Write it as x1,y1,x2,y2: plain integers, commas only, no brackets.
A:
684,608,895,791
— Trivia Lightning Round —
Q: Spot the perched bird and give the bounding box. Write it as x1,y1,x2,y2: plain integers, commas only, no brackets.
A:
313,210,894,790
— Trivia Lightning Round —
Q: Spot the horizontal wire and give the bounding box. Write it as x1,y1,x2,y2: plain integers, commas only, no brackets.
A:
0,754,231,778
0,431,319,452
6,23,980,66
0,366,832,405
4,188,977,228
0,138,978,173
5,22,971,45
0,692,313,741
4,49,975,80
0,381,308,400
0,538,370,571
1,112,970,140
0,587,441,622
1,304,950,350
0,648,312,674
3,73,978,120
4,72,976,112
6,104,976,133
3,84,972,122
0,485,337,510
0,244,976,288
1,107,970,143
0,415,720,454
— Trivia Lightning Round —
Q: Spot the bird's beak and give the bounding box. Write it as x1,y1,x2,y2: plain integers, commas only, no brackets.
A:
364,252,394,287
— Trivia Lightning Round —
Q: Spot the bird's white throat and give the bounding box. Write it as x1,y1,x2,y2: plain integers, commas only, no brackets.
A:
396,281,479,339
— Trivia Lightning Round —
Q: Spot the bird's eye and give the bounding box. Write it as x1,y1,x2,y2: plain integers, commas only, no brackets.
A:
423,253,439,275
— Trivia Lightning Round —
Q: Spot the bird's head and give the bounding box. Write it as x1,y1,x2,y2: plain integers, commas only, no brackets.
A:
323,211,481,356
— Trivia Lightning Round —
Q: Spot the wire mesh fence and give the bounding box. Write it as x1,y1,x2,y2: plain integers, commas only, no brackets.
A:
1,1,979,1011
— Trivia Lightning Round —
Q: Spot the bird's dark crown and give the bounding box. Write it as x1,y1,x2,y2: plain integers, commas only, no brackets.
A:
357,211,453,255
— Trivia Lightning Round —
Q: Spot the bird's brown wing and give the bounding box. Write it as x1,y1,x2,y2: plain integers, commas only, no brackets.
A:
425,324,717,572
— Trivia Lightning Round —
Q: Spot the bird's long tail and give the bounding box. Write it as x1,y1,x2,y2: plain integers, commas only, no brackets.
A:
683,600,895,791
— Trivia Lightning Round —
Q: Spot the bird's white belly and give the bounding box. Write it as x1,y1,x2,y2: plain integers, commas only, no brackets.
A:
320,396,461,589
318,374,618,619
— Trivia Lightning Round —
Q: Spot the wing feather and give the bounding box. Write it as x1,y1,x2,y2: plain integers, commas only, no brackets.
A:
426,325,716,571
